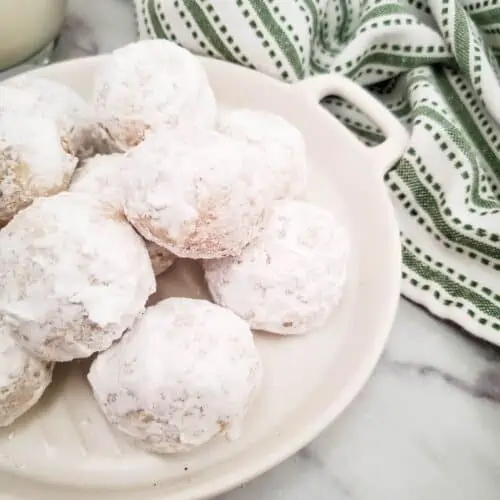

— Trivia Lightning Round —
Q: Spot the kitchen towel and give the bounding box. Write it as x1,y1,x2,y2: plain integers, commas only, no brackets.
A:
135,0,500,346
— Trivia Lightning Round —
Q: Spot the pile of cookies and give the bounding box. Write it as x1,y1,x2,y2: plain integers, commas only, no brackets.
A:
0,40,349,454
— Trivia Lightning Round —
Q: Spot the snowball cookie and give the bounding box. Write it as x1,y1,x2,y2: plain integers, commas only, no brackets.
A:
93,39,217,152
0,111,77,226
69,154,176,276
123,127,272,259
1,76,102,159
217,108,307,200
204,200,350,335
0,192,156,362
0,329,53,427
88,297,262,454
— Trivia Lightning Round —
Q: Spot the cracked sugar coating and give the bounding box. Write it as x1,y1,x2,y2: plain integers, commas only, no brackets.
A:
217,108,308,200
93,39,217,152
123,126,272,259
204,200,350,335
0,329,53,427
0,110,77,226
88,297,262,454
2,76,103,159
69,154,176,276
0,192,156,362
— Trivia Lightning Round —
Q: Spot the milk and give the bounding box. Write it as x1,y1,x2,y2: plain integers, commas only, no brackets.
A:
0,0,67,71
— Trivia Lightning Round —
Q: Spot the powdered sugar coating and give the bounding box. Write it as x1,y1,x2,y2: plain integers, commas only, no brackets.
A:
69,154,176,276
2,76,102,159
0,329,53,427
0,110,77,225
69,154,125,210
93,40,217,152
204,200,350,335
217,108,307,200
0,192,156,362
123,127,272,259
88,297,262,454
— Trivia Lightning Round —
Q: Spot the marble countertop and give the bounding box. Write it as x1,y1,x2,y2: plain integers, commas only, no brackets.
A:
10,0,500,498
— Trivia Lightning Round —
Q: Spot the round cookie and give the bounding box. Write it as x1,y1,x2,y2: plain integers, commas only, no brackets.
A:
88,297,262,454
217,108,307,200
69,154,176,276
0,329,53,427
2,76,102,159
123,127,272,259
0,192,156,362
93,39,217,151
204,200,350,335
0,110,77,226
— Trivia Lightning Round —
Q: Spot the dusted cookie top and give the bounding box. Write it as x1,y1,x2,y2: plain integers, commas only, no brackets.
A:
69,153,126,212
0,328,53,427
93,40,217,151
88,297,262,454
204,200,349,335
69,153,176,276
0,192,156,362
123,127,272,259
0,110,77,225
2,76,102,159
217,108,307,200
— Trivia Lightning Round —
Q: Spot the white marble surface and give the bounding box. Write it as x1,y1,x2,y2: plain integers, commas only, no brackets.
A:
10,0,500,498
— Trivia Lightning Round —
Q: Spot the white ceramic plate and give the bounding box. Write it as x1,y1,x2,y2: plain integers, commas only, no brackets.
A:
0,56,408,499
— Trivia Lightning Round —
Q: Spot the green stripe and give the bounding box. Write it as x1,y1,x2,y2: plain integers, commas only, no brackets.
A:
361,3,408,24
403,245,500,317
386,98,412,118
405,72,435,89
411,104,495,209
248,0,304,78
470,7,500,26
310,57,328,74
147,0,168,38
454,5,471,75
397,156,500,259
339,122,385,143
337,0,349,42
299,0,319,36
182,0,238,63
345,51,450,79
433,69,500,178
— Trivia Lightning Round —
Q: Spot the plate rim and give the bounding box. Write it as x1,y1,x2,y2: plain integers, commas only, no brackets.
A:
0,54,402,500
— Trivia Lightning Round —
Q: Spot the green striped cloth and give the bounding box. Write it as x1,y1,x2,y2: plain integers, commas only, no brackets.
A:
135,0,500,346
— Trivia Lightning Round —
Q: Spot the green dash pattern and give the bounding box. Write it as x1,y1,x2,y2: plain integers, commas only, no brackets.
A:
135,0,500,346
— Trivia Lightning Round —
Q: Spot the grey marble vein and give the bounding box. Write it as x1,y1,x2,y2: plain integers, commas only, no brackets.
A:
386,359,500,403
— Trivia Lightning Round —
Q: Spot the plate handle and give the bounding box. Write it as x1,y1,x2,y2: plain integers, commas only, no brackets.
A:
294,74,409,177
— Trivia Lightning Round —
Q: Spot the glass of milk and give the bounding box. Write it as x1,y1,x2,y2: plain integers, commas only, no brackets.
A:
0,0,67,73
